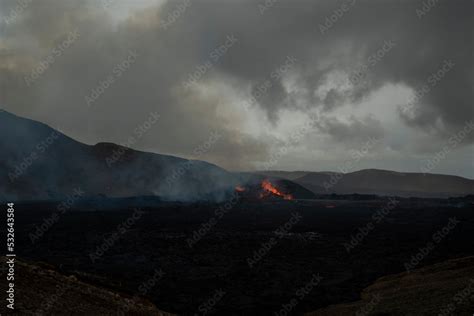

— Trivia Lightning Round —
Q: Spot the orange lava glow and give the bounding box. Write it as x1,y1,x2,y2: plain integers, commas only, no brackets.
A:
260,179,293,200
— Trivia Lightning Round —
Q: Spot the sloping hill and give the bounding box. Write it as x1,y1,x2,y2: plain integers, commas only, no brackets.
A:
0,110,237,201
306,256,474,316
260,169,474,198
0,258,173,315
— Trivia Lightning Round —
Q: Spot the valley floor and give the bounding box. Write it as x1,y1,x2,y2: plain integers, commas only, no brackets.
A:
4,197,474,315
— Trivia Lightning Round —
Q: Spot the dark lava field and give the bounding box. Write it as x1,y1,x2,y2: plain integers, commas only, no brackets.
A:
10,196,474,315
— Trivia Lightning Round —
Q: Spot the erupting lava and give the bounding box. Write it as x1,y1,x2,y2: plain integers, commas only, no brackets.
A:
260,179,293,200
234,180,293,200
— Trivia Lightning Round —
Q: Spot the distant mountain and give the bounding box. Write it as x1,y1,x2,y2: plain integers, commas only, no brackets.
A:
258,169,474,198
254,170,309,181
0,110,237,201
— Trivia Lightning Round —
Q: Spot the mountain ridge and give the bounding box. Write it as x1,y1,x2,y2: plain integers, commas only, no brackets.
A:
257,169,474,198
2,110,472,200
257,168,474,181
0,110,238,201
0,110,315,202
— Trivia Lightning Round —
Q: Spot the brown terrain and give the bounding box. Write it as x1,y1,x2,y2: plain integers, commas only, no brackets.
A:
0,258,174,315
307,256,474,316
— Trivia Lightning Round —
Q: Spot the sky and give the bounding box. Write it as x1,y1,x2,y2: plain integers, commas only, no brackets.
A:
1,0,473,177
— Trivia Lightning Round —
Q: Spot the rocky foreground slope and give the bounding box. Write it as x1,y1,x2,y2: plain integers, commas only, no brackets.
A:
0,258,173,315
307,256,474,316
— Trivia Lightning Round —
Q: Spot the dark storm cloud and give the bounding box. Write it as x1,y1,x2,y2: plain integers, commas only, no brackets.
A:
0,0,472,171
0,0,270,169
159,0,472,135
149,0,472,136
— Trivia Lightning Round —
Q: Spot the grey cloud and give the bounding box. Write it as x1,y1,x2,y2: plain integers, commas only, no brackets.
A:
316,115,384,145
158,0,473,134
0,0,472,175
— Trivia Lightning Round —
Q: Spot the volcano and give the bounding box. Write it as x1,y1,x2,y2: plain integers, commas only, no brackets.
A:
259,179,293,200
0,111,315,202
233,177,315,201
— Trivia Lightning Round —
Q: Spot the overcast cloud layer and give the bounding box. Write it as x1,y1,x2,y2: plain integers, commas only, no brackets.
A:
1,0,473,177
